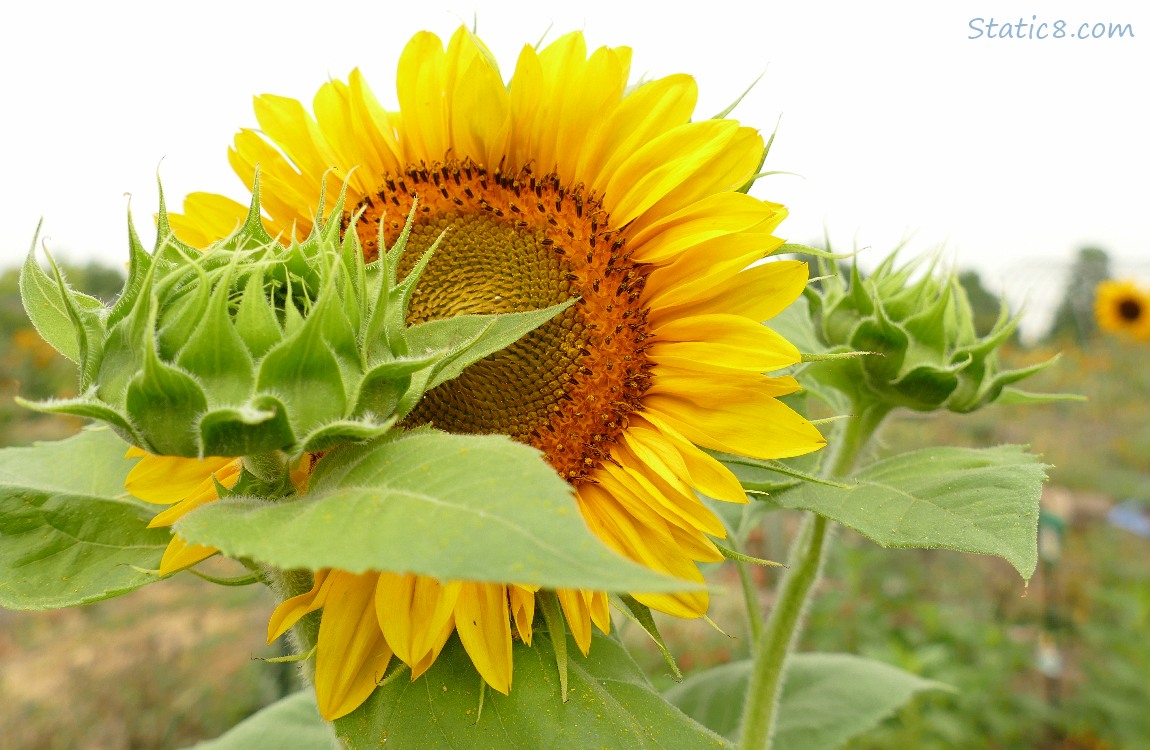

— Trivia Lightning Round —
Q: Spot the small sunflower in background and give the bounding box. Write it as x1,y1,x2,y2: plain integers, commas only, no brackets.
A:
1095,279,1150,341
151,26,825,720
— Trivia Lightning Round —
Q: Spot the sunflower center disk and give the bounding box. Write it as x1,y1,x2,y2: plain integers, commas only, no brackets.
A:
353,159,653,483
1118,298,1143,321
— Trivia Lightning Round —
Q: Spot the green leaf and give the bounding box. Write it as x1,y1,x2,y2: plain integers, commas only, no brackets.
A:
186,691,332,750
175,430,695,593
664,653,949,748
0,429,169,610
779,445,1047,578
334,632,734,750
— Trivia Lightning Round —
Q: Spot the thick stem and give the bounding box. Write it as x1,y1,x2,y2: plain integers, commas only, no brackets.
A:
739,514,830,750
738,402,889,750
262,565,322,685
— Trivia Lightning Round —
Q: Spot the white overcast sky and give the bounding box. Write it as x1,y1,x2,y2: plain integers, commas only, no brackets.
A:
2,0,1147,335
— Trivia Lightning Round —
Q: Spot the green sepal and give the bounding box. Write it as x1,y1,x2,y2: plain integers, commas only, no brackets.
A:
20,227,83,363
537,590,570,701
234,266,283,359
353,354,442,418
125,305,209,456
15,391,142,446
175,260,256,405
197,396,297,458
256,302,348,437
106,209,154,330
298,416,398,455
155,260,212,362
611,594,684,681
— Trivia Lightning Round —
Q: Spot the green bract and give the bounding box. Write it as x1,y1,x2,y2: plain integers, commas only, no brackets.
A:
805,253,1054,413
19,179,570,458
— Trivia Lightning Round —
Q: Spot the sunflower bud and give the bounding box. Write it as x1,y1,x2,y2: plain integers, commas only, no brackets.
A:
20,178,567,458
805,253,1052,413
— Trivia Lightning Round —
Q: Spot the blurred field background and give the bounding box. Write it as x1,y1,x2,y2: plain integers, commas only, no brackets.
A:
1,250,1147,749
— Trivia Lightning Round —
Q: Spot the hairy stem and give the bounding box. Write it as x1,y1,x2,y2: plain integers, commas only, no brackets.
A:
738,403,889,750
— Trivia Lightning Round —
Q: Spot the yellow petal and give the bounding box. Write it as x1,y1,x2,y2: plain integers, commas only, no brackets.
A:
454,582,514,694
606,119,740,227
168,192,251,247
627,125,765,236
645,393,826,461
649,314,801,373
396,31,448,164
125,454,236,505
628,191,783,264
267,570,334,643
650,260,809,326
375,573,460,672
509,585,537,646
578,74,697,191
445,28,511,168
626,419,747,505
158,536,217,576
314,571,393,721
557,588,593,656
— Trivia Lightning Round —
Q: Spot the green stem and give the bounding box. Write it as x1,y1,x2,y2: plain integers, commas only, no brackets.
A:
262,566,322,685
738,403,889,750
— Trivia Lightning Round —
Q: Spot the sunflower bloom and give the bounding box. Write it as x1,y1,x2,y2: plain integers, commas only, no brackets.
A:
169,27,825,720
1095,279,1150,341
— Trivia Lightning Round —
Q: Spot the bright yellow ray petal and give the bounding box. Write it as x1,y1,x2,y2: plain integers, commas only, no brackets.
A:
396,31,448,164
602,449,726,537
509,585,537,646
643,233,786,311
605,119,741,227
645,393,826,460
454,582,513,694
268,570,334,643
314,571,393,721
577,74,698,191
627,126,765,237
375,573,461,673
630,417,749,505
125,454,236,505
444,28,511,168
627,191,783,264
557,587,593,656
158,536,217,575
227,130,316,238
626,420,746,505
313,78,395,196
650,260,809,326
589,591,611,635
253,94,343,190
649,314,801,373
169,192,251,247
